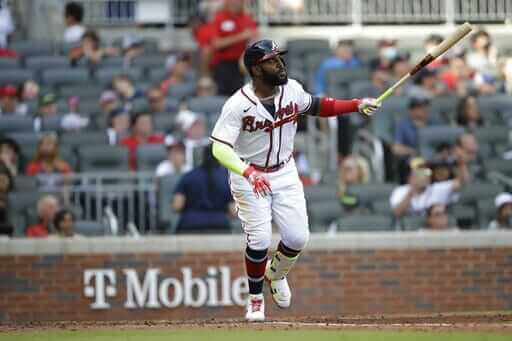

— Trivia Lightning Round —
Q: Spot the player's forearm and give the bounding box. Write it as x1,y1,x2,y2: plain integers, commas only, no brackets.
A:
318,97,360,117
212,141,248,176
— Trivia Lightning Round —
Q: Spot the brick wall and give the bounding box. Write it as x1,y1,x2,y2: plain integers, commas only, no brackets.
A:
1,241,512,322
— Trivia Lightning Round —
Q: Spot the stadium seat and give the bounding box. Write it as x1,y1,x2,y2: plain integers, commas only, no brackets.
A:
74,221,105,236
7,191,50,236
40,116,62,132
379,96,409,119
95,66,143,85
430,96,458,124
286,39,330,69
371,109,395,143
13,176,38,192
304,184,338,202
131,55,167,69
418,126,464,160
349,80,379,99
401,215,425,231
77,98,101,115
474,126,509,156
59,85,104,100
7,132,41,145
10,40,54,57
25,56,70,72
187,96,227,116
59,41,80,55
60,131,109,149
308,201,343,232
372,199,392,215
41,68,90,87
0,116,34,134
101,56,125,67
0,69,35,85
136,144,167,171
0,58,20,69
346,183,395,207
477,198,496,229
336,215,393,232
484,158,512,178
458,182,503,206
451,204,477,229
168,82,196,101
327,68,371,91
148,67,167,83
157,174,182,233
153,114,176,133
78,145,129,172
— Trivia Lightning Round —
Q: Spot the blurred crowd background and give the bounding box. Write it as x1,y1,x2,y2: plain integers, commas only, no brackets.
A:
0,0,511,238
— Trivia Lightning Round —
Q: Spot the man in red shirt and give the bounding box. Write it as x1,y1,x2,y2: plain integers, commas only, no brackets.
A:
210,0,258,96
121,112,164,171
26,195,60,238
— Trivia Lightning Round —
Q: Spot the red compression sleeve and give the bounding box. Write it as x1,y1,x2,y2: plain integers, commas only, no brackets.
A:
319,97,361,117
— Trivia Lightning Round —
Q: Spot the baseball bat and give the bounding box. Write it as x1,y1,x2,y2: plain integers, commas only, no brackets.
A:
376,22,473,104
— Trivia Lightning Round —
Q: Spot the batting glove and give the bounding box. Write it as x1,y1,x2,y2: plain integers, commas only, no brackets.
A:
358,98,380,116
243,166,272,198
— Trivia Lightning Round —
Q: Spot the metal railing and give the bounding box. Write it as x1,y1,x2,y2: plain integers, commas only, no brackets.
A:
54,172,158,233
74,0,512,26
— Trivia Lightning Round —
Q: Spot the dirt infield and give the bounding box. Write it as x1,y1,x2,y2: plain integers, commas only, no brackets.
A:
1,312,512,334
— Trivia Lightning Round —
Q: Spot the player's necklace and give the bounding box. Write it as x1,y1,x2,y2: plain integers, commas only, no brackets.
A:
259,94,275,102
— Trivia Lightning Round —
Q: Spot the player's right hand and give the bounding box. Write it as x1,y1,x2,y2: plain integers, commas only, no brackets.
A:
243,166,272,198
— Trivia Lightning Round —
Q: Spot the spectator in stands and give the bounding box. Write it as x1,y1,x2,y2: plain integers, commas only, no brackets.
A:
0,0,14,48
456,95,484,130
53,209,77,237
26,194,60,238
314,39,361,95
191,7,215,76
0,137,19,176
25,134,73,189
160,53,191,95
155,136,191,177
112,75,144,111
38,92,58,117
424,204,454,231
63,2,85,43
466,29,498,78
121,112,164,171
147,87,173,114
489,193,512,230
423,34,446,69
106,107,130,145
99,90,120,116
454,132,479,164
390,53,411,95
440,50,474,96
61,96,89,131
121,34,145,65
69,30,119,67
172,145,235,233
209,0,258,96
176,110,209,168
428,152,455,183
0,160,13,236
0,84,22,115
196,76,217,97
364,62,390,98
390,156,469,218
408,68,446,98
337,155,370,212
373,39,398,71
16,80,40,115
392,96,432,159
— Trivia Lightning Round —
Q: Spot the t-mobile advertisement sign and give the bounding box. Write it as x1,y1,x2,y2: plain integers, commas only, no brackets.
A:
83,267,248,309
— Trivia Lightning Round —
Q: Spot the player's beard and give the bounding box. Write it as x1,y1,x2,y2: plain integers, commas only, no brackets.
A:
260,67,288,86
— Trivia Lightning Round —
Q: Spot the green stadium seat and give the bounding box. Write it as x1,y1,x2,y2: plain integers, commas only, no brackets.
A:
430,96,458,124
10,40,54,57
95,66,143,85
304,184,338,202
450,204,477,229
136,144,166,171
0,116,34,133
148,67,167,83
187,96,227,116
7,191,51,236
484,158,512,178
74,221,105,236
60,131,109,149
168,82,196,101
13,176,38,192
59,85,104,100
458,182,502,206
41,68,90,87
131,55,167,69
477,198,496,229
0,69,35,85
40,116,62,132
372,199,392,214
308,201,343,232
418,126,464,160
25,56,70,72
336,214,393,232
0,58,20,69
157,174,182,233
153,113,176,134
346,183,395,208
78,145,129,172
401,215,425,231
474,126,509,156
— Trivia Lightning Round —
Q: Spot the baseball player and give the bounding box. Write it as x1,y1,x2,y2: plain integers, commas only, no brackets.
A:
210,39,380,321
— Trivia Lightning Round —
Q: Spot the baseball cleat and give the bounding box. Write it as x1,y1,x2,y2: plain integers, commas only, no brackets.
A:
245,293,265,322
265,261,291,308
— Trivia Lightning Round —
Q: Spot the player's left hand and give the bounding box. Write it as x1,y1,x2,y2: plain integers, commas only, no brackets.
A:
358,98,380,116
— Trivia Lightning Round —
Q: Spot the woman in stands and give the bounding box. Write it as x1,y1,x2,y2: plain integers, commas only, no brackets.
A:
25,134,73,190
337,155,370,213
456,95,484,130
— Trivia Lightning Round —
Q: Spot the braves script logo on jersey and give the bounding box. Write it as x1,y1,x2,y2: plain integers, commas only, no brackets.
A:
242,101,299,133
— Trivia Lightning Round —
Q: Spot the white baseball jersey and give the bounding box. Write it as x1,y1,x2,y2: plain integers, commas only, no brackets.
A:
210,78,312,167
